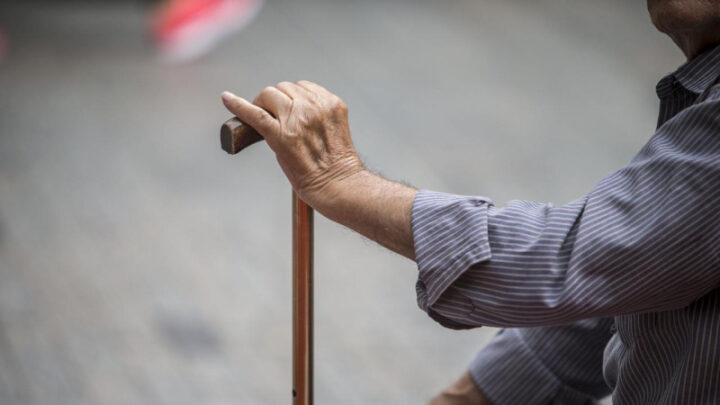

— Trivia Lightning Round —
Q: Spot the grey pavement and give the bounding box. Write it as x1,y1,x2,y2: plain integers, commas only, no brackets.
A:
0,1,682,404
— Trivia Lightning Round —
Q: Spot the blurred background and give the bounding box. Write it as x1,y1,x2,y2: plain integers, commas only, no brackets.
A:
0,0,683,404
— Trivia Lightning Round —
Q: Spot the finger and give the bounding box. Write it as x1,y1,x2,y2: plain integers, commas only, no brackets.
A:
254,86,292,118
296,80,332,96
275,81,309,100
221,91,280,138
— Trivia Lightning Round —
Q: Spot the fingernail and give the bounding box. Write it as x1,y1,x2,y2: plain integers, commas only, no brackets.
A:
221,91,236,103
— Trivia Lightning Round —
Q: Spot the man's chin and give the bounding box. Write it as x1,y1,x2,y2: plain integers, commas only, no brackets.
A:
648,0,720,34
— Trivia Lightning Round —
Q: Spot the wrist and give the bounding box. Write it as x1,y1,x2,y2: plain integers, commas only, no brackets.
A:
295,155,365,208
313,168,376,220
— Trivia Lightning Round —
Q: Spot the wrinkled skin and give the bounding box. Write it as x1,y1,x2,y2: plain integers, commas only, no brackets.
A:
222,81,364,209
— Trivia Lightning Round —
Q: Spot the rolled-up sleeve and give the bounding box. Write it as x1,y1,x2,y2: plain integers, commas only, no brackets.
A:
413,191,493,312
412,98,720,329
469,318,614,405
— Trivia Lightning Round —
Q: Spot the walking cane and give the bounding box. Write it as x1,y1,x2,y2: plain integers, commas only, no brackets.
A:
221,118,314,405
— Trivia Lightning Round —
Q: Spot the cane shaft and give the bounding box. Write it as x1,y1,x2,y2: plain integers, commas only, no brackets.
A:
292,193,313,405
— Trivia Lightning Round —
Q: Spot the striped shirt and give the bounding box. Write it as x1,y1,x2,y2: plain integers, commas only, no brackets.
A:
412,43,720,404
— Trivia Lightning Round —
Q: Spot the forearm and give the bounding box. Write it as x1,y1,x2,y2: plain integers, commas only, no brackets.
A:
316,169,418,260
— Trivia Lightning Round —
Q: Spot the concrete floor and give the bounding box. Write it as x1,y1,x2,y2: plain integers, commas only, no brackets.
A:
0,1,682,404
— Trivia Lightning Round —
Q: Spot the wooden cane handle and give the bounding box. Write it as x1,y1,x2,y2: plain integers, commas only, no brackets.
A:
220,117,264,154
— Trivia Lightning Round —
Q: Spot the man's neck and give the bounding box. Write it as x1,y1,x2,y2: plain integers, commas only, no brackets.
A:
671,23,720,60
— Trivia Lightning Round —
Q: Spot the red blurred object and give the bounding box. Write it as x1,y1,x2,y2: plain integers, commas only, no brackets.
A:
151,0,264,62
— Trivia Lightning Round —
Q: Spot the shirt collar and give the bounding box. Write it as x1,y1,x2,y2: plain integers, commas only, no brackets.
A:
659,42,720,97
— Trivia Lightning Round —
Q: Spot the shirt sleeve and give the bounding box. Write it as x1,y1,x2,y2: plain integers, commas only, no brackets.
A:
469,318,614,405
412,97,720,329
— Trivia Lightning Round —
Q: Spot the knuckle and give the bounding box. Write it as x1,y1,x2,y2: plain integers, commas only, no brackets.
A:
335,97,347,111
277,81,292,88
258,86,274,101
305,94,320,106
326,96,346,114
255,86,275,105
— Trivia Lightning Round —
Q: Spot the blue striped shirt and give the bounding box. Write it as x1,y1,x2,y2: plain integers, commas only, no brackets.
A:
411,43,720,404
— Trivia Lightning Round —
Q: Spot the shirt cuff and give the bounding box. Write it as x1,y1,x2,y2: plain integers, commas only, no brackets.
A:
469,329,599,405
412,190,493,311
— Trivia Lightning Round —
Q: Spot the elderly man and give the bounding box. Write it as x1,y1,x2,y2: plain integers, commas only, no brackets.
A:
221,1,720,404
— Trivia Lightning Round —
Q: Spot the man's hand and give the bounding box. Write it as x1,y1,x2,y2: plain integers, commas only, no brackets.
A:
429,372,492,405
221,81,419,260
221,81,365,212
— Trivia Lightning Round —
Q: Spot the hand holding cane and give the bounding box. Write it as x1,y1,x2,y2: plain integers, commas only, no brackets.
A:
221,83,365,404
